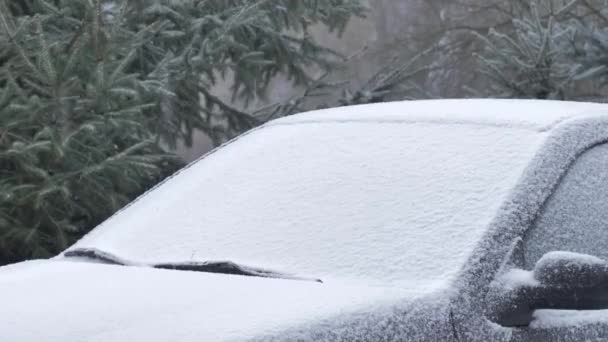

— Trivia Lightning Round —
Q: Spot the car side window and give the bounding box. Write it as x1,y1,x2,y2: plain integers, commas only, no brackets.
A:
523,143,608,269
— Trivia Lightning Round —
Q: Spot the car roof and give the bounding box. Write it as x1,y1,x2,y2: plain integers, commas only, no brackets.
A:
271,99,608,132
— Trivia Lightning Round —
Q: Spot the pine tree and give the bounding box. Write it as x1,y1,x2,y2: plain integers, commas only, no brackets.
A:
565,3,608,99
121,0,367,146
471,0,608,100
0,0,182,264
0,0,366,265
473,3,577,99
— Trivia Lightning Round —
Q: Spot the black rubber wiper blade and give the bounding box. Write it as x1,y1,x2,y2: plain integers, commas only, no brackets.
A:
64,248,323,283
154,261,323,283
64,247,136,266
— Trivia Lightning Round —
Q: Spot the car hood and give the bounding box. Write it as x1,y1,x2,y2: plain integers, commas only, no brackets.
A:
0,260,438,342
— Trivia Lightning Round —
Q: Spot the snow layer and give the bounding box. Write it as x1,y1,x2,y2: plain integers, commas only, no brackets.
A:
274,99,608,132
71,120,544,290
496,268,539,291
513,309,608,341
0,260,416,342
533,251,607,287
531,309,608,329
536,251,605,269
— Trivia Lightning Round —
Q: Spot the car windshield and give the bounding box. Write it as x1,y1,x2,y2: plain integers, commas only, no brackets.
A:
70,120,545,290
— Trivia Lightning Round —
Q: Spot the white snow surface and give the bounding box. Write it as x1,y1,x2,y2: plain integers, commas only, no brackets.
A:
531,309,608,329
274,99,608,132
497,268,539,291
71,102,547,291
536,251,605,269
0,260,414,342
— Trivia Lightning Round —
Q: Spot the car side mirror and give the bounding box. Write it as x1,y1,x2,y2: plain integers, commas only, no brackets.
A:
486,251,608,327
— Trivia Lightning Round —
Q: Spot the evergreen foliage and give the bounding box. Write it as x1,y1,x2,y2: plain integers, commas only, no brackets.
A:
338,49,437,105
122,0,367,146
0,0,365,265
472,0,608,100
474,5,575,99
253,49,436,121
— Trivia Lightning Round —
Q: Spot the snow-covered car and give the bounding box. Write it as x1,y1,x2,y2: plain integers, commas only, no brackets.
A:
4,99,608,341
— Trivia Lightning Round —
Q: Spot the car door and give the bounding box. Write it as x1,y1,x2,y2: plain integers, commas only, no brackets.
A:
508,143,608,341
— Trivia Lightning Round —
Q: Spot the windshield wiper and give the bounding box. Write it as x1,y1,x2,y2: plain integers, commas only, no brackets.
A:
64,248,136,266
64,248,322,283
154,261,323,283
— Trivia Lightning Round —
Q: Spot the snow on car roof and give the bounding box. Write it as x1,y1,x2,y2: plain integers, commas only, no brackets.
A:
273,99,608,132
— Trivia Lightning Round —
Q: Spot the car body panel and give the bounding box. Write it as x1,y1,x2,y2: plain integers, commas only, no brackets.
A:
451,115,608,341
0,259,442,341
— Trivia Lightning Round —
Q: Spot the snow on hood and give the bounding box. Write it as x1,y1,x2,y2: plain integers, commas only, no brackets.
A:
0,260,423,342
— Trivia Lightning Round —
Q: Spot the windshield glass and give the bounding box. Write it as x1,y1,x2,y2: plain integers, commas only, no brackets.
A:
72,121,545,290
